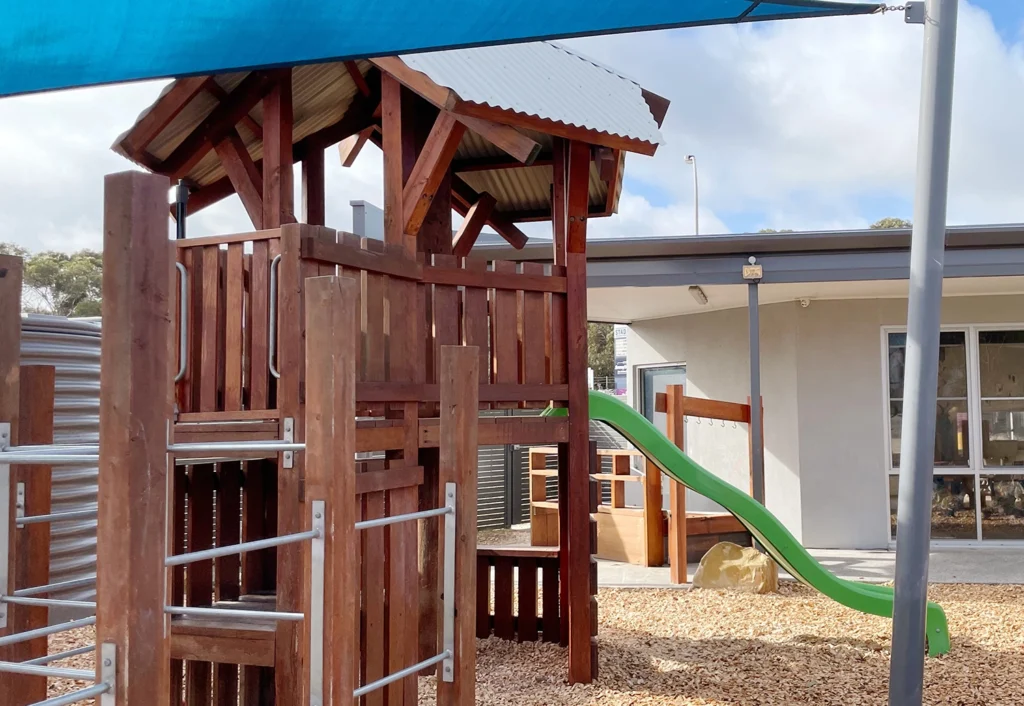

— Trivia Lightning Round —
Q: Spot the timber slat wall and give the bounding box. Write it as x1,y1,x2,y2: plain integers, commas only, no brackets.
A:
476,547,561,644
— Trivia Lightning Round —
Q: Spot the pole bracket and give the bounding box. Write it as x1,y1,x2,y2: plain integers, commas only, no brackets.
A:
283,417,295,469
905,2,925,24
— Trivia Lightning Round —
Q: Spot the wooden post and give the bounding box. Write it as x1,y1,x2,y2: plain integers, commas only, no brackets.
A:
0,254,21,680
96,170,173,705
564,139,593,683
302,149,326,226
0,366,54,704
263,70,295,228
642,457,665,567
666,385,687,584
304,275,359,706
437,345,478,706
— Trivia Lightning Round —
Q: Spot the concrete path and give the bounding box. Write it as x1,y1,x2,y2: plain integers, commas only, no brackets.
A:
598,547,1024,587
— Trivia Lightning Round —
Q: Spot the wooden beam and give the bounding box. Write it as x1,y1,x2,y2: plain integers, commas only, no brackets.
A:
262,71,295,229
452,192,496,257
371,57,459,111
451,176,527,249
603,149,624,216
453,154,552,173
302,147,325,226
203,78,263,138
98,171,173,706
381,73,407,249
304,275,359,706
641,88,671,128
159,70,285,179
338,126,374,167
402,111,466,236
551,137,567,266
436,346,478,706
500,203,606,224
453,100,659,157
454,114,541,165
116,76,210,159
213,129,263,229
345,60,371,97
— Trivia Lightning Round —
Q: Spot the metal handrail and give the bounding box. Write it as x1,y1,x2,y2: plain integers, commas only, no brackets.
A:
165,529,320,567
0,616,96,648
17,508,97,526
0,444,99,454
269,254,282,379
175,262,188,382
14,576,95,598
354,650,451,699
0,660,94,681
0,453,99,465
24,644,96,666
27,682,111,706
354,505,451,532
1,596,96,610
165,606,304,622
168,440,304,455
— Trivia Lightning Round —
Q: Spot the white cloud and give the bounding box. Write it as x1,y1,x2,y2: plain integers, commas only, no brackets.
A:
1,2,1022,251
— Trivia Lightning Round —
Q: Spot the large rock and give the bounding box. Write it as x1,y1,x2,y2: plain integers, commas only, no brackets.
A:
692,542,779,594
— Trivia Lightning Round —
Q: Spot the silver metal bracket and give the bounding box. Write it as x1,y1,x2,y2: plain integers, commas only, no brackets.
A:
0,462,9,628
282,417,295,469
15,482,25,521
309,500,326,706
441,482,457,683
100,642,116,705
905,2,925,24
0,422,10,450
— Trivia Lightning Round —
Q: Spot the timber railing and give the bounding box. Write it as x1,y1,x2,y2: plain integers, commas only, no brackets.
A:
475,547,561,644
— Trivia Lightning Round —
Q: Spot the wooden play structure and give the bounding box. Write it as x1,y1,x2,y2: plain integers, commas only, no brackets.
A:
0,53,669,704
528,387,760,582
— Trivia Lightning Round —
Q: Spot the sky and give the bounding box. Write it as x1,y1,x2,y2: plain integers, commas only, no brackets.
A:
2,1,1024,253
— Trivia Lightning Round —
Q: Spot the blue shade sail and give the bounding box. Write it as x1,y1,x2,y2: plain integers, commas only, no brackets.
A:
0,1,881,97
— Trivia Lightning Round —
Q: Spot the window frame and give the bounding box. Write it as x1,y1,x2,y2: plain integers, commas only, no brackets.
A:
881,323,1024,545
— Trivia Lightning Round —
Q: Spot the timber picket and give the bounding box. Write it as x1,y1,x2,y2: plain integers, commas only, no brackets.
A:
461,258,490,409
520,262,547,408
224,243,244,410
489,261,518,409
361,491,386,706
185,465,215,706
363,238,387,417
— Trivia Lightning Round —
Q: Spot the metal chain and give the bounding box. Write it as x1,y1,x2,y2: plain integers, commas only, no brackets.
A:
880,4,907,11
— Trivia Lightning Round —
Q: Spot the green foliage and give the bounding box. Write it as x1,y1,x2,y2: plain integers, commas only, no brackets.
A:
757,228,794,233
0,244,103,317
588,323,615,380
870,217,912,229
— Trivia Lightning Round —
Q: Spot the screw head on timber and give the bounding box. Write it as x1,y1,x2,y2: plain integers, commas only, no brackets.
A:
315,512,322,519
103,658,112,667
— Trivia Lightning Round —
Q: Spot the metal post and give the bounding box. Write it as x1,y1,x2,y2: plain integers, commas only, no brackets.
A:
0,461,9,628
309,500,325,706
685,155,698,235
441,482,457,683
746,280,764,505
889,2,959,705
175,180,188,240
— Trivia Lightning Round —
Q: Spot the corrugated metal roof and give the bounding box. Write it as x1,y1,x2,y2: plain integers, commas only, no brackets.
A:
400,42,663,146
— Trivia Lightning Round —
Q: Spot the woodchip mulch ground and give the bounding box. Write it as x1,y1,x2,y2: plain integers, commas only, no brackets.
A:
48,583,1024,705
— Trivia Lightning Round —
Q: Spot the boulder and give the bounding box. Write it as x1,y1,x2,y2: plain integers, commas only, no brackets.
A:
692,542,778,594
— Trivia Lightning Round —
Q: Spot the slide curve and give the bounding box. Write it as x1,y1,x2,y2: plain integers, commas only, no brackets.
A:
547,391,951,656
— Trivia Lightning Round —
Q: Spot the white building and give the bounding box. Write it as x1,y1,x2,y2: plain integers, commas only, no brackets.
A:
477,225,1024,549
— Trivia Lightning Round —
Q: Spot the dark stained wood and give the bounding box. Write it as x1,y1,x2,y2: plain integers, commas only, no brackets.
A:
362,237,387,417
641,88,672,128
301,236,422,281
402,112,465,236
382,73,406,250
171,620,276,668
603,149,624,215
453,154,553,173
681,396,751,424
214,465,241,705
249,241,271,410
520,262,547,408
492,557,515,640
263,70,295,229
564,139,594,684
388,485,419,704
2,366,54,704
118,76,210,159
557,442,569,647
170,465,187,706
224,243,245,410
451,176,529,249
423,260,565,292
199,245,222,412
203,78,263,137
517,559,539,643
453,99,659,157
173,229,281,248
303,275,360,706
490,261,519,410
452,113,542,164
452,193,496,257
644,458,665,568
0,254,22,680
214,129,264,229
666,385,687,584
160,70,285,178
180,177,237,216
362,490,386,706
461,259,491,396
355,465,423,495
436,346,479,705
186,466,215,706
431,255,460,390
542,557,561,644
355,382,568,403
550,138,568,266
371,57,460,111
97,171,173,706
301,147,326,226
476,555,491,639
345,60,372,96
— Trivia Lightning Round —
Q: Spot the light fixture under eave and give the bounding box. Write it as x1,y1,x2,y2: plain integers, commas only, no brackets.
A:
688,285,708,305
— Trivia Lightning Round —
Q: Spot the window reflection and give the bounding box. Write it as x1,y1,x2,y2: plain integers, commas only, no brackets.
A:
981,475,1024,540
889,475,977,540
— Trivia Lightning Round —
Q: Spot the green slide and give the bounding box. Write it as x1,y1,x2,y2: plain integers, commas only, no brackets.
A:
547,391,951,656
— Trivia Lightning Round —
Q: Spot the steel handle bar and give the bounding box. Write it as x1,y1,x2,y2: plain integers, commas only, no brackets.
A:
24,644,97,666
354,505,451,532
0,454,99,465
165,528,320,567
354,650,451,698
1,596,97,610
25,682,111,706
18,509,97,526
167,440,304,454
0,660,95,681
175,262,188,383
14,576,96,598
165,606,304,622
269,254,282,380
0,616,96,648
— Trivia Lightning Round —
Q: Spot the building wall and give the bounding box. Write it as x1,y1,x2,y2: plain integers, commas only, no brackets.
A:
627,292,1024,550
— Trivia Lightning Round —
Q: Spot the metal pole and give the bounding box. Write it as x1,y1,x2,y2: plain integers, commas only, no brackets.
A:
889,2,959,705
685,155,699,235
175,180,188,240
747,281,764,505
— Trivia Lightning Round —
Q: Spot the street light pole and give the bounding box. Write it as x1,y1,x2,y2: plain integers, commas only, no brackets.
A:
889,1,960,705
685,154,699,235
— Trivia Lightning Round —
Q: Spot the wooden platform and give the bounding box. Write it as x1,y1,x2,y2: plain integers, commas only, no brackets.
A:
169,597,278,668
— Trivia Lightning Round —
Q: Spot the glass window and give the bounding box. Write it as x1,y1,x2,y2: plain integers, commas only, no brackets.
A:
639,365,686,427
980,475,1024,540
979,331,1024,467
888,332,970,468
890,474,978,540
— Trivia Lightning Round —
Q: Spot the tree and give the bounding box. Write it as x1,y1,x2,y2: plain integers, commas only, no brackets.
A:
757,228,794,234
871,217,912,229
0,244,103,317
588,323,615,380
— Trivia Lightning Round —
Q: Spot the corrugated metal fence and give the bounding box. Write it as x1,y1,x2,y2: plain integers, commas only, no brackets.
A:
19,314,100,608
